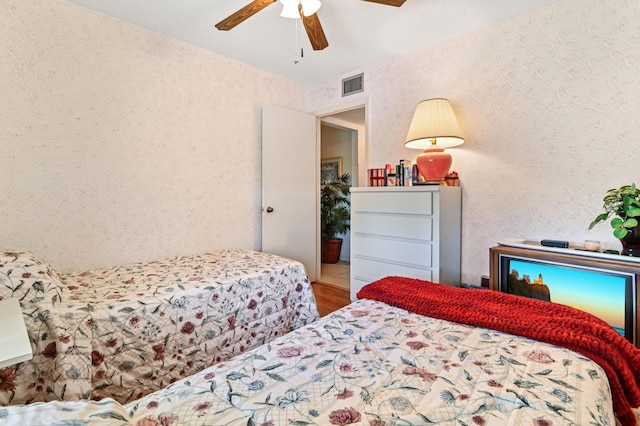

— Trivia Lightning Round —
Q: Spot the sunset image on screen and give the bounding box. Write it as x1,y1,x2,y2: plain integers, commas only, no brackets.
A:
508,259,626,335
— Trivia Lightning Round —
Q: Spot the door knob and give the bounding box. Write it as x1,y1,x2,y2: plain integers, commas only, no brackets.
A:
266,206,274,213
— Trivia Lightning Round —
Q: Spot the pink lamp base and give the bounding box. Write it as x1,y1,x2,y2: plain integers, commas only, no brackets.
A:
416,147,452,182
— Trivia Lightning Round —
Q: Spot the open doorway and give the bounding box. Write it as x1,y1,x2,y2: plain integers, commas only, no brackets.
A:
318,107,365,292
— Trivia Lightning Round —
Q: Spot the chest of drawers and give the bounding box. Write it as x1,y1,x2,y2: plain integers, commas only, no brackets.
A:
350,186,461,300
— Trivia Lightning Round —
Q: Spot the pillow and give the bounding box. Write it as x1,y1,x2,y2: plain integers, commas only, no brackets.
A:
0,250,66,305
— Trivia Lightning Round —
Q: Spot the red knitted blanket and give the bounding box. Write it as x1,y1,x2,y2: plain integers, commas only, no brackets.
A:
358,276,640,426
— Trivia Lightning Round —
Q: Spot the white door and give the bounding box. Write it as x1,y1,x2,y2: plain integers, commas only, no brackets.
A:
262,104,317,282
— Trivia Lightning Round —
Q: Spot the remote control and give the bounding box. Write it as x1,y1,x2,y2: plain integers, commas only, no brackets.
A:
540,239,569,248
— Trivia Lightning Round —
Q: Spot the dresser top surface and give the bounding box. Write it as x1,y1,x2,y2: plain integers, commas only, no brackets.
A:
350,185,460,193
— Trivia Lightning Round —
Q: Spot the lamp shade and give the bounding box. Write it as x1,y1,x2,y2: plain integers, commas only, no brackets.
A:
404,98,464,182
405,98,464,149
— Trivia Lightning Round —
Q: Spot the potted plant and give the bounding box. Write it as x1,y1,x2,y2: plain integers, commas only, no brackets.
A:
589,183,640,256
321,173,351,264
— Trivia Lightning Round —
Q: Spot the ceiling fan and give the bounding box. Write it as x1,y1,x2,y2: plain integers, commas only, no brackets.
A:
215,0,407,51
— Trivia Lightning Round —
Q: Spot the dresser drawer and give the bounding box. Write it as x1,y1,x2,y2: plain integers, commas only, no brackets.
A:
351,212,433,241
353,191,433,215
351,235,432,267
351,257,433,283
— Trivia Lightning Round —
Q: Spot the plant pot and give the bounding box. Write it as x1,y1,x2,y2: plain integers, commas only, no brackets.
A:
322,238,343,264
620,225,640,257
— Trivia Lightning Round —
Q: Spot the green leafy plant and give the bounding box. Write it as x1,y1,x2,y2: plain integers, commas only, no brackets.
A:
589,183,640,239
321,173,351,241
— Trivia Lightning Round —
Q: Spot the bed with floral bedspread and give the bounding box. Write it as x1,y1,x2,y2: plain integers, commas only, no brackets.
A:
0,296,618,425
0,249,319,405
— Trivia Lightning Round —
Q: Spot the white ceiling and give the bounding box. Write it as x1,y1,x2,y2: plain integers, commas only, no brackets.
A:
65,0,560,86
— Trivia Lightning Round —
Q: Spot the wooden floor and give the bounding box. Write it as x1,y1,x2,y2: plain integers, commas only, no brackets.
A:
312,281,351,317
318,262,350,291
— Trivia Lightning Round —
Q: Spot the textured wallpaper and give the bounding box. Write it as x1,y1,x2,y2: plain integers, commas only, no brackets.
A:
309,0,640,285
0,0,306,271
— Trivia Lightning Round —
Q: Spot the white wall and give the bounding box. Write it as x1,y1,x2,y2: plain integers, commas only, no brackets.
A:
309,0,640,285
321,125,354,178
0,0,306,272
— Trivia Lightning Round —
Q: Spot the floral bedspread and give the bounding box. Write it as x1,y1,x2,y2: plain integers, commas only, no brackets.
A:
0,249,319,405
0,299,615,425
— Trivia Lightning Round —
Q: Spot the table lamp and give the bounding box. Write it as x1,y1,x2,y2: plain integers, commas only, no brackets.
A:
404,98,464,182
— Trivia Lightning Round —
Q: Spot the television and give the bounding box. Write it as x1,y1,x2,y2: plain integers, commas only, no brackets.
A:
498,254,637,345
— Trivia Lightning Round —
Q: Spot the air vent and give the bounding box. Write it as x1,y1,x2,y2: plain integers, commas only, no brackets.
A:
342,73,364,97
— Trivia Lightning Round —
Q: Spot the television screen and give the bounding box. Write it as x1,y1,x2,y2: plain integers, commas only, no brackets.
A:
501,256,635,343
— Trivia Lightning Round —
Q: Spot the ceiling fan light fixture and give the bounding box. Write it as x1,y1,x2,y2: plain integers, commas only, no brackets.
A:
300,0,321,16
279,0,321,18
279,0,299,18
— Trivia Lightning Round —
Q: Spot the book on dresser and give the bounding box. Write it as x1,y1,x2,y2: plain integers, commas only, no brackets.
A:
349,186,461,301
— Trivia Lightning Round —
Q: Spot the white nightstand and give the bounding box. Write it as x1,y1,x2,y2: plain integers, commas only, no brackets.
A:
0,299,33,368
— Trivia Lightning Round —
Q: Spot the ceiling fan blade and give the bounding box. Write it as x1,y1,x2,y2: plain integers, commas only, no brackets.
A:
215,0,278,31
361,0,406,6
299,7,329,50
